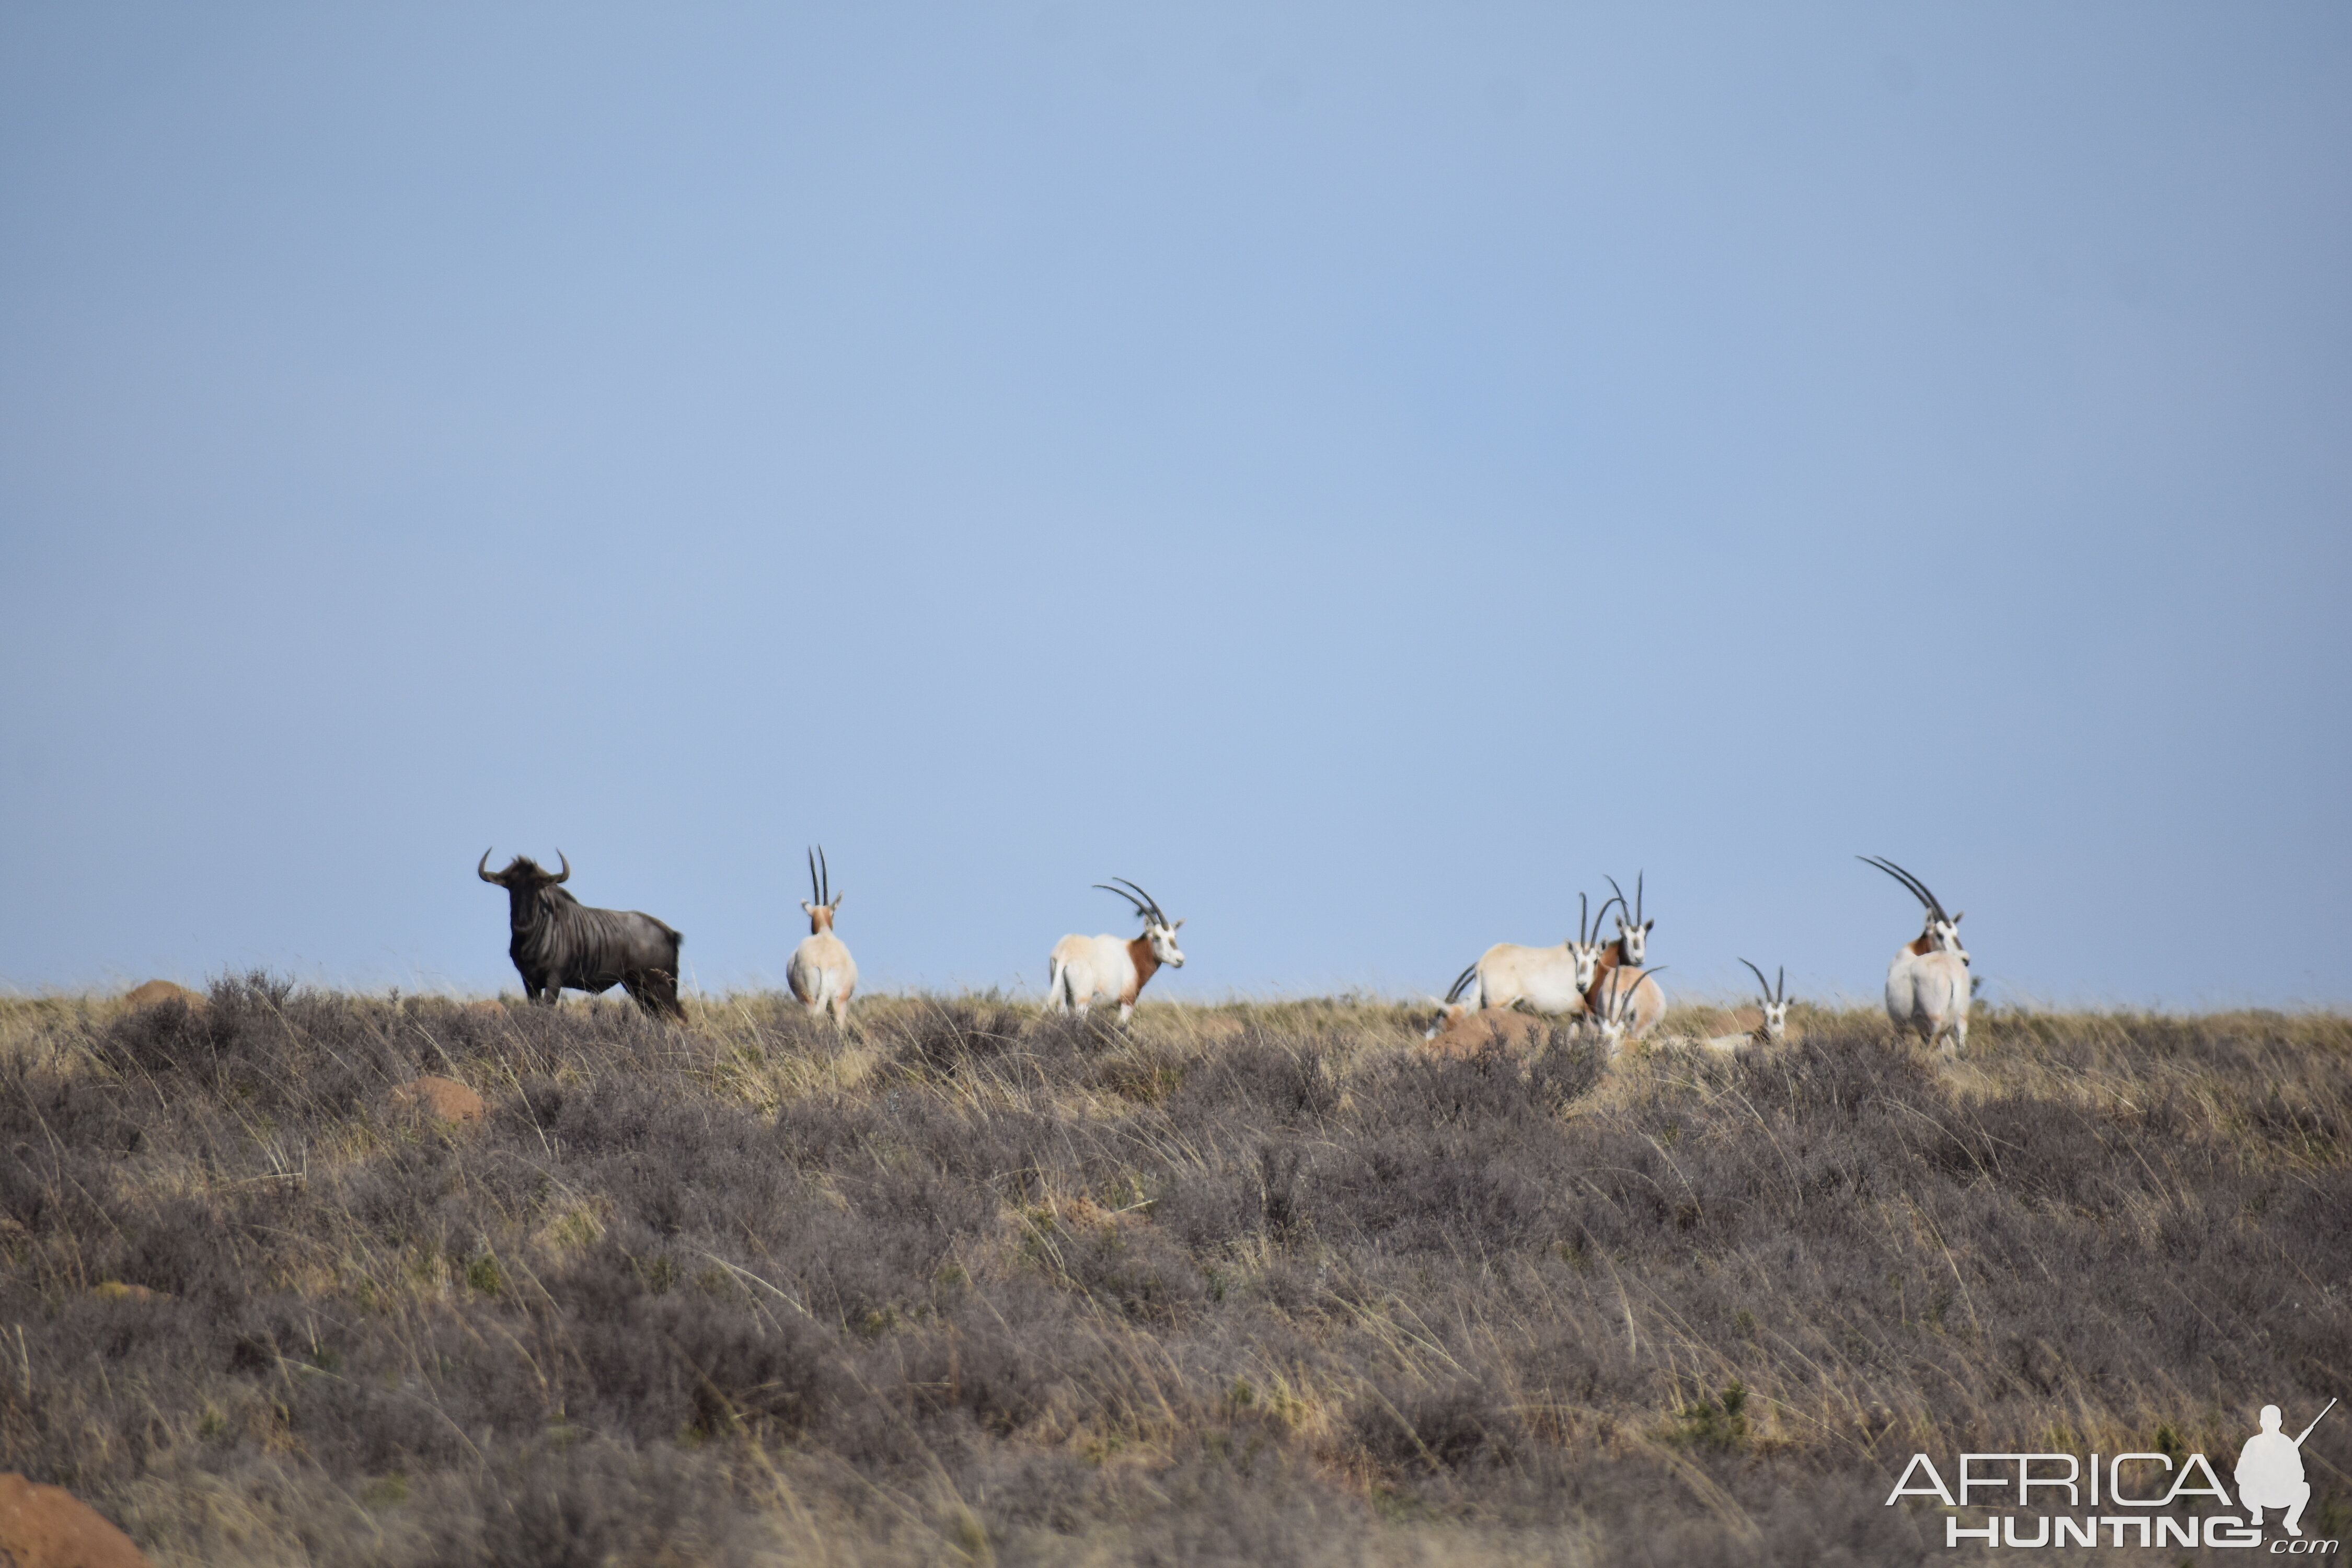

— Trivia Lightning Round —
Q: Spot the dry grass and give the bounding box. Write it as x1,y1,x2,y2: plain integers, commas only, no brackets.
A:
1,980,2346,1564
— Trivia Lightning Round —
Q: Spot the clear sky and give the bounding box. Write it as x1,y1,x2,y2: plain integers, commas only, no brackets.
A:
3,3,2347,1008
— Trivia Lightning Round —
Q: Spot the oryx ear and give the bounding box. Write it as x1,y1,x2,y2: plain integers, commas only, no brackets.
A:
800,901,817,915
831,894,846,912
1643,919,1655,933
1950,910,1963,924
1171,918,1185,930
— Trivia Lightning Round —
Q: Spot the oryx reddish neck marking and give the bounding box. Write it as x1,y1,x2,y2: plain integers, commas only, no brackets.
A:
1122,936,1163,1007
1905,934,1932,958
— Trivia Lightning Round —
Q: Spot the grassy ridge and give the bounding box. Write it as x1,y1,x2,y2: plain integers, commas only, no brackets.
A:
1,982,2346,1565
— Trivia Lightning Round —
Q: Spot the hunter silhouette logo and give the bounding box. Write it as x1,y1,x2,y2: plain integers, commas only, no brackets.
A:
2240,1400,2334,1538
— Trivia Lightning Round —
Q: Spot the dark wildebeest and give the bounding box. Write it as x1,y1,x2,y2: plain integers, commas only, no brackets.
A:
477,850,685,1018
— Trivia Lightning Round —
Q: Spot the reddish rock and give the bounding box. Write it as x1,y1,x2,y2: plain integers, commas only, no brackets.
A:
390,1076,486,1124
0,1473,152,1568
120,981,201,1012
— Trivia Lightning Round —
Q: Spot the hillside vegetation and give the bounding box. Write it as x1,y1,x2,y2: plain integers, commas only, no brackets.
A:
1,982,2346,1565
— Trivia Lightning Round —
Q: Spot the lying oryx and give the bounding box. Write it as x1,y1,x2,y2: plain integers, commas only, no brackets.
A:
1425,892,1611,1037
1589,965,1667,1056
1700,960,1793,1049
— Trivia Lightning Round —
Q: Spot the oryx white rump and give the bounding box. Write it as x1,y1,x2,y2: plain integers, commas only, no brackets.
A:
1047,879,1184,1022
787,846,857,1028
1861,856,1970,1054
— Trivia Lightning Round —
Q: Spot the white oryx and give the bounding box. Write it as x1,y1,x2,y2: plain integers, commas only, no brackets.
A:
1424,892,1612,1039
1046,879,1185,1022
786,846,858,1027
1590,965,1667,1056
1422,1005,1553,1059
1602,872,1654,966
1860,855,1970,1054
1582,875,1664,1042
1703,960,1792,1049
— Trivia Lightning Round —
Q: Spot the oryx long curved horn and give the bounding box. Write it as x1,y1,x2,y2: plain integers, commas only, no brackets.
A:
1859,856,1945,923
1634,871,1644,925
1577,892,1589,945
1738,958,1774,1005
1860,855,1936,914
1444,962,1479,1005
1096,882,1155,923
1776,966,1786,1005
1590,892,1625,936
820,845,832,905
550,850,570,884
1108,877,1168,927
478,848,501,883
807,848,822,905
1859,855,1934,910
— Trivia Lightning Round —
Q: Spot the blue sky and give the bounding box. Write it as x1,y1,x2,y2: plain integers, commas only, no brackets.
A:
3,3,2347,1007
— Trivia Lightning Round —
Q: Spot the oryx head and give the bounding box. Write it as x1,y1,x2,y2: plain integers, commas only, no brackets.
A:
1739,958,1790,1046
1605,873,1654,966
1860,856,1967,963
801,846,844,933
1099,878,1185,967
1589,964,1659,1057
1425,960,1480,1039
1565,890,1609,993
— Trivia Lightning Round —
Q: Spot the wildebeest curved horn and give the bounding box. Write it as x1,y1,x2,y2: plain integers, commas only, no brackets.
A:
1109,877,1168,927
478,848,500,883
550,850,570,885
1859,856,1945,922
1738,957,1773,1004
